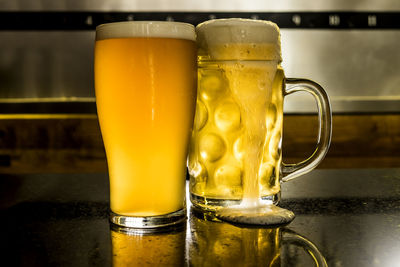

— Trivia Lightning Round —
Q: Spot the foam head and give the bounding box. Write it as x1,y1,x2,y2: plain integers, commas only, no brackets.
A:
96,21,196,41
196,18,282,62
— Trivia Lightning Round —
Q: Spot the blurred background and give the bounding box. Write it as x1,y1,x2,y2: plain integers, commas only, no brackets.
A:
0,0,399,173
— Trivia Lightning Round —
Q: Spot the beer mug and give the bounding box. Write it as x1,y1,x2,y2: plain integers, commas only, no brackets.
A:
188,19,332,211
95,22,197,228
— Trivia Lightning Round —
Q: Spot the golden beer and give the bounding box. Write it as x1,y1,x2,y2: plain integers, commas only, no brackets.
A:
189,59,284,203
95,22,196,226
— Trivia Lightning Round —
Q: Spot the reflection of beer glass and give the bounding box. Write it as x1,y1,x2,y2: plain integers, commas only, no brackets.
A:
189,209,327,266
95,22,197,228
188,19,331,210
111,225,185,266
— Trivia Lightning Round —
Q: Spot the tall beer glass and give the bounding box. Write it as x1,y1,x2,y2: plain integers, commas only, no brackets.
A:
95,21,197,229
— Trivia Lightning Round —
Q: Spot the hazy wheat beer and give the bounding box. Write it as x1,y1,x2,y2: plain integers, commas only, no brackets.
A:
188,19,284,208
95,21,196,228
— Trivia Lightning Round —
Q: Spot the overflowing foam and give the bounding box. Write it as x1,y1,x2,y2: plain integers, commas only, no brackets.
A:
96,21,196,41
196,18,282,61
195,19,292,226
216,204,295,226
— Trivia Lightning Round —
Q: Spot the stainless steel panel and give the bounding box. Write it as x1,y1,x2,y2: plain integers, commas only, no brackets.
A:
1,0,400,11
0,0,399,113
0,29,400,112
0,31,95,99
281,29,400,112
1,29,399,112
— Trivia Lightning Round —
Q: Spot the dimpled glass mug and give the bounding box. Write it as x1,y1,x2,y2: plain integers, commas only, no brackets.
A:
188,19,332,214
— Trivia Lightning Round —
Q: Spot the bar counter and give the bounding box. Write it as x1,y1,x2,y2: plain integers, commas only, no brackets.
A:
1,169,400,266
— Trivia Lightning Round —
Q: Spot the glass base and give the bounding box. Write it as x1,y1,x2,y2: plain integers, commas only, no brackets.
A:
216,204,295,226
190,192,281,211
190,192,294,226
110,208,186,232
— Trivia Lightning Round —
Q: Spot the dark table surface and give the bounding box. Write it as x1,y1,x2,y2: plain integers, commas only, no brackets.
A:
1,169,400,267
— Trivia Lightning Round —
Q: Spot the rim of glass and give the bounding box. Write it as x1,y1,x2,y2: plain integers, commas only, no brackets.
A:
95,21,196,41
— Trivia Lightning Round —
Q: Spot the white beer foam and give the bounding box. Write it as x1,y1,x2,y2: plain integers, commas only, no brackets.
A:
196,18,282,61
96,21,196,41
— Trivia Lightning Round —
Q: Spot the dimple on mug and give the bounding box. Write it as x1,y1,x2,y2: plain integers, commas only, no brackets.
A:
188,19,332,211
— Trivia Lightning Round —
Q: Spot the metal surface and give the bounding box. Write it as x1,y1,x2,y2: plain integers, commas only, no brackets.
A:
0,0,400,11
281,29,400,113
0,31,94,99
0,0,399,113
1,29,399,113
1,12,399,30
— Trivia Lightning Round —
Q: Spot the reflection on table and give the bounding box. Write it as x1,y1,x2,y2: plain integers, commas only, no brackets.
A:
2,170,400,266
111,225,186,267
110,207,327,267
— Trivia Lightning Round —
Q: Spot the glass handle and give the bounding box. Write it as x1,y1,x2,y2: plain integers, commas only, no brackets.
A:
282,228,328,267
281,78,332,182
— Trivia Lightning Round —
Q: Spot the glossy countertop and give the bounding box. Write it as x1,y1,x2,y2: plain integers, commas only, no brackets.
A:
1,169,400,266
